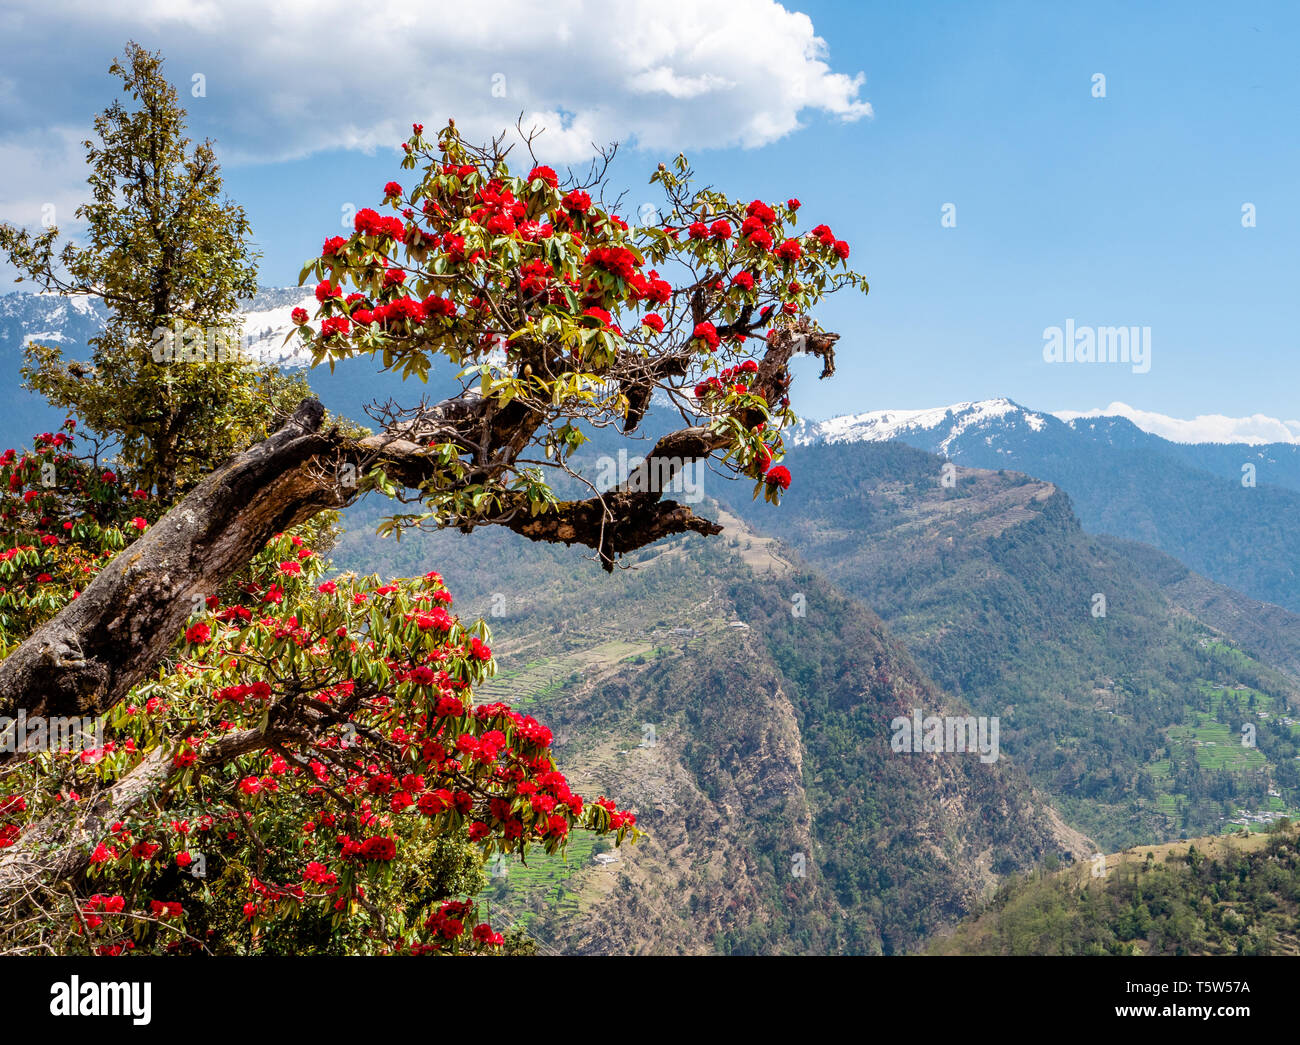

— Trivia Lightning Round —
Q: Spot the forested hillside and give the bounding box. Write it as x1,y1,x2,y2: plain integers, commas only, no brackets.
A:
726,440,1300,851
931,824,1300,956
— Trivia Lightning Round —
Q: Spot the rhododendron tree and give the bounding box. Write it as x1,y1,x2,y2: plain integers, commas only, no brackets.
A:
295,120,868,523
0,427,635,954
0,113,865,954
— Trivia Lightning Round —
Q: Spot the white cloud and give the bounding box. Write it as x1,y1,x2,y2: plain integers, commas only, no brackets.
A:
0,0,869,176
0,127,88,227
0,126,94,285
1056,402,1300,446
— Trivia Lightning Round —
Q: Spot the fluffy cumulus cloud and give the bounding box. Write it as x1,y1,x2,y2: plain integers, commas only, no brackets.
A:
0,0,869,228
1056,402,1300,446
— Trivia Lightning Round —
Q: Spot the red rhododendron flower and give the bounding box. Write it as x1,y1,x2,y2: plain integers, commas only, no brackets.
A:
585,246,640,281
776,238,802,262
692,322,720,351
185,623,210,645
561,189,591,214
320,315,350,338
302,862,337,886
473,923,504,945
764,465,792,490
526,165,558,187
359,836,396,861
641,313,665,333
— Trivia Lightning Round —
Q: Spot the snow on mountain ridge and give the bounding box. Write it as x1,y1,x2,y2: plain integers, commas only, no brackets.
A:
794,397,1048,453
1,287,317,368
798,397,1300,450
238,291,318,367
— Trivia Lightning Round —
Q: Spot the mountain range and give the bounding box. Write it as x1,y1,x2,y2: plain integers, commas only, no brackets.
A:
793,398,1300,613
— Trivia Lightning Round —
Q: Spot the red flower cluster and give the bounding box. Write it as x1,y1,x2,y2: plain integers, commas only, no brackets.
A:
585,245,641,281
561,189,591,214
692,321,720,351
216,681,273,704
810,223,850,260
775,238,802,262
764,465,792,490
526,165,558,188
354,208,407,240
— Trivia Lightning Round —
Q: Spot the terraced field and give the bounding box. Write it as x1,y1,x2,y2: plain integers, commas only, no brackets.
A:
474,639,677,702
1146,675,1300,831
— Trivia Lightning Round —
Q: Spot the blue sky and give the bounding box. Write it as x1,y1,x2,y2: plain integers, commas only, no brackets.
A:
1,0,1296,424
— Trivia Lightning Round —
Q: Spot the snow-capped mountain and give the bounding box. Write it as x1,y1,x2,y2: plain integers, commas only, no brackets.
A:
790,396,1300,612
0,286,317,369
793,397,1051,456
796,397,1300,488
233,287,319,367
0,287,457,449
0,291,111,352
